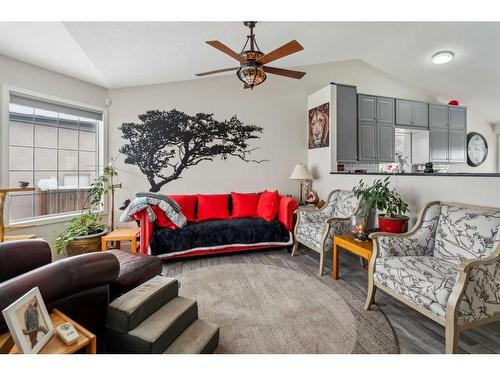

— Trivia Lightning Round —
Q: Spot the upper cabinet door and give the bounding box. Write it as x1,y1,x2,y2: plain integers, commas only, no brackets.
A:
430,128,449,162
376,97,395,124
449,107,466,129
377,124,395,162
395,99,413,126
413,102,429,128
358,95,377,122
429,105,448,128
358,121,378,161
448,129,466,162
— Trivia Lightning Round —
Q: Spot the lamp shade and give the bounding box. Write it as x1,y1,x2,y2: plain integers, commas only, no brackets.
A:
289,164,312,180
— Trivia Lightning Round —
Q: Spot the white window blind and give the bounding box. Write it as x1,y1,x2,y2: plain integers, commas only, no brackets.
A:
8,92,103,223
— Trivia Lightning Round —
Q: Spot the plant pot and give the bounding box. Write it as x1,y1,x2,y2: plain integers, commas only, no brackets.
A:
378,214,409,233
66,229,108,257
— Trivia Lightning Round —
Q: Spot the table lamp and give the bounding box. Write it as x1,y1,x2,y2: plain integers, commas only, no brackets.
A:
289,163,313,205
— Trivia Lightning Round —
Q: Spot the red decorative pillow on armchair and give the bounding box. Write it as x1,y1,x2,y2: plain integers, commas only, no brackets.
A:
197,194,230,221
231,192,261,218
257,190,280,221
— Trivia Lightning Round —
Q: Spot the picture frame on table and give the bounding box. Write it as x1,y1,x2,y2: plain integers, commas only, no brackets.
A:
1,287,54,354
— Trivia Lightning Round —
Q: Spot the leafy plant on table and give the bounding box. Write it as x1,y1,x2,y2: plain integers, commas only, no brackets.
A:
352,176,408,217
54,165,117,255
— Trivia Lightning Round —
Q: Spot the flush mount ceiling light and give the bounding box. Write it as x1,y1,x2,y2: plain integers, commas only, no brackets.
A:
432,51,454,65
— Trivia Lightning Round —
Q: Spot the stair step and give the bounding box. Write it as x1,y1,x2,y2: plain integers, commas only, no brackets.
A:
164,319,219,354
107,275,178,333
118,296,198,353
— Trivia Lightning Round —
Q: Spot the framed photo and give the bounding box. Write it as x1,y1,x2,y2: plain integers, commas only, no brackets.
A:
1,287,54,354
308,102,330,149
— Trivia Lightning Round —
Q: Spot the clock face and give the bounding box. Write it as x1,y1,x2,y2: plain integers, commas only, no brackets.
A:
467,133,488,166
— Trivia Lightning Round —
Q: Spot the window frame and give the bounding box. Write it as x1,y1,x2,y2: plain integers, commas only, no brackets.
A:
1,84,107,227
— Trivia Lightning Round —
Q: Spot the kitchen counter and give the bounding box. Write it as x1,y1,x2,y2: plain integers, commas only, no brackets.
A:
330,171,500,177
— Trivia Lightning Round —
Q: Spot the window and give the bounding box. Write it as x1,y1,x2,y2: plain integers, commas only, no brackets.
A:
7,92,103,223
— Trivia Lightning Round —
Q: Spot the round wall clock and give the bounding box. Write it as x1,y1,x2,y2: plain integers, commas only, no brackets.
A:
467,132,488,167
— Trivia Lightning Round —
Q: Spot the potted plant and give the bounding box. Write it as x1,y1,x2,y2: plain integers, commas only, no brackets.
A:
352,176,409,233
55,165,117,256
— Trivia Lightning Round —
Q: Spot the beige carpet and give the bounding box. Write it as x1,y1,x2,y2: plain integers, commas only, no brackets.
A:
175,262,399,354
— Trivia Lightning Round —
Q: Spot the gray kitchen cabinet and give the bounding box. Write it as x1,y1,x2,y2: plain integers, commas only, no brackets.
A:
378,124,395,162
396,99,428,128
358,95,394,162
358,95,377,122
413,102,429,127
377,97,395,124
429,105,448,128
448,129,466,162
449,106,466,129
429,105,467,163
336,84,358,162
430,128,448,162
358,121,378,161
395,99,413,126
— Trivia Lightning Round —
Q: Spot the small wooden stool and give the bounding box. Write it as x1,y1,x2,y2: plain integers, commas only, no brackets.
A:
101,227,140,253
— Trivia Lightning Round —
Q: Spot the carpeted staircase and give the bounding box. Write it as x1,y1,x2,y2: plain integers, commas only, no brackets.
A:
105,275,219,354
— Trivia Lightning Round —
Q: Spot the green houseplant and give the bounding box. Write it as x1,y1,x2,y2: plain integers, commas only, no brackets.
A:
55,165,117,255
352,176,409,233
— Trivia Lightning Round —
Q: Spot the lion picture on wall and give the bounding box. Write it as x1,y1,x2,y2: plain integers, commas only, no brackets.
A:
308,102,330,149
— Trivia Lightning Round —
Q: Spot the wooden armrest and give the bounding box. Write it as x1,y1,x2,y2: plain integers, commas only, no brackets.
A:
458,245,500,273
325,217,351,224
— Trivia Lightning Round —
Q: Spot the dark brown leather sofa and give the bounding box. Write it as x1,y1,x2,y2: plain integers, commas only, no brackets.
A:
0,239,162,352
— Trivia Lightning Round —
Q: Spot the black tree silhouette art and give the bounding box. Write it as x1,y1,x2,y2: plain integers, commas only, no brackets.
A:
119,109,264,192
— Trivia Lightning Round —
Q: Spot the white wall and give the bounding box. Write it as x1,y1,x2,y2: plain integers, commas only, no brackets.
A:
0,55,108,255
108,58,500,227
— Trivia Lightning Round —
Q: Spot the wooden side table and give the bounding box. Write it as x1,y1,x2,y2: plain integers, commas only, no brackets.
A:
1,309,96,354
332,234,373,280
101,227,140,253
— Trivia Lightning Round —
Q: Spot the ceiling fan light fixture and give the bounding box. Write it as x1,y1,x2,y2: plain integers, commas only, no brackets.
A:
237,64,266,89
432,51,454,65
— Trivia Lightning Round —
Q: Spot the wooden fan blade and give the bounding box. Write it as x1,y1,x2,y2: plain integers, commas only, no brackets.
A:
196,67,239,77
206,40,245,62
256,40,303,65
263,66,306,79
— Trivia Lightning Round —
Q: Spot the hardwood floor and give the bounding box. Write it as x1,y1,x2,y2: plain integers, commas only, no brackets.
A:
161,245,500,354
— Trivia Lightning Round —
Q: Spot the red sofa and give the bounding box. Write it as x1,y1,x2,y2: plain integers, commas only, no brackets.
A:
135,192,297,259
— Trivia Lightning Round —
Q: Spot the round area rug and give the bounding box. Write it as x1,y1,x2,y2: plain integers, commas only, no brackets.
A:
175,263,399,353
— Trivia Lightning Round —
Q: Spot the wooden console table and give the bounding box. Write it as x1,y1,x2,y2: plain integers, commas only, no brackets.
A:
1,309,96,354
332,234,373,280
0,187,36,242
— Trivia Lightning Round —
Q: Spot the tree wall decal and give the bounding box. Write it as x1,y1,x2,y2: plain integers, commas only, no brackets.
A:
119,109,265,192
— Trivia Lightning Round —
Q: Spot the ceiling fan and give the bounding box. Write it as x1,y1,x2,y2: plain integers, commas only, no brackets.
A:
196,21,306,89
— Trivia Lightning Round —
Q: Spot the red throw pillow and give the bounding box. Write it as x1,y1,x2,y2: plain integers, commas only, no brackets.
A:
152,205,177,229
169,194,197,222
231,192,261,218
257,190,280,221
197,194,229,221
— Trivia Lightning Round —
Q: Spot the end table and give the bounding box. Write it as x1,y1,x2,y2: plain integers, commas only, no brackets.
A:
101,227,140,252
1,309,96,354
332,234,373,280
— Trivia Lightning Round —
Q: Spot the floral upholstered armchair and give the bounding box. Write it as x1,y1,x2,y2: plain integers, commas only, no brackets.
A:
292,189,361,275
366,201,500,353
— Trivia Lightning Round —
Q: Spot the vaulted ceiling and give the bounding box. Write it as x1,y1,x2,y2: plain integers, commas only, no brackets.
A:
0,22,498,124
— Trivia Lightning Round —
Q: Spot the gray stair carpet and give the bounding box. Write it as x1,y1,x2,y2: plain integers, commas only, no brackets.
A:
107,275,179,333
108,296,198,353
164,319,219,354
